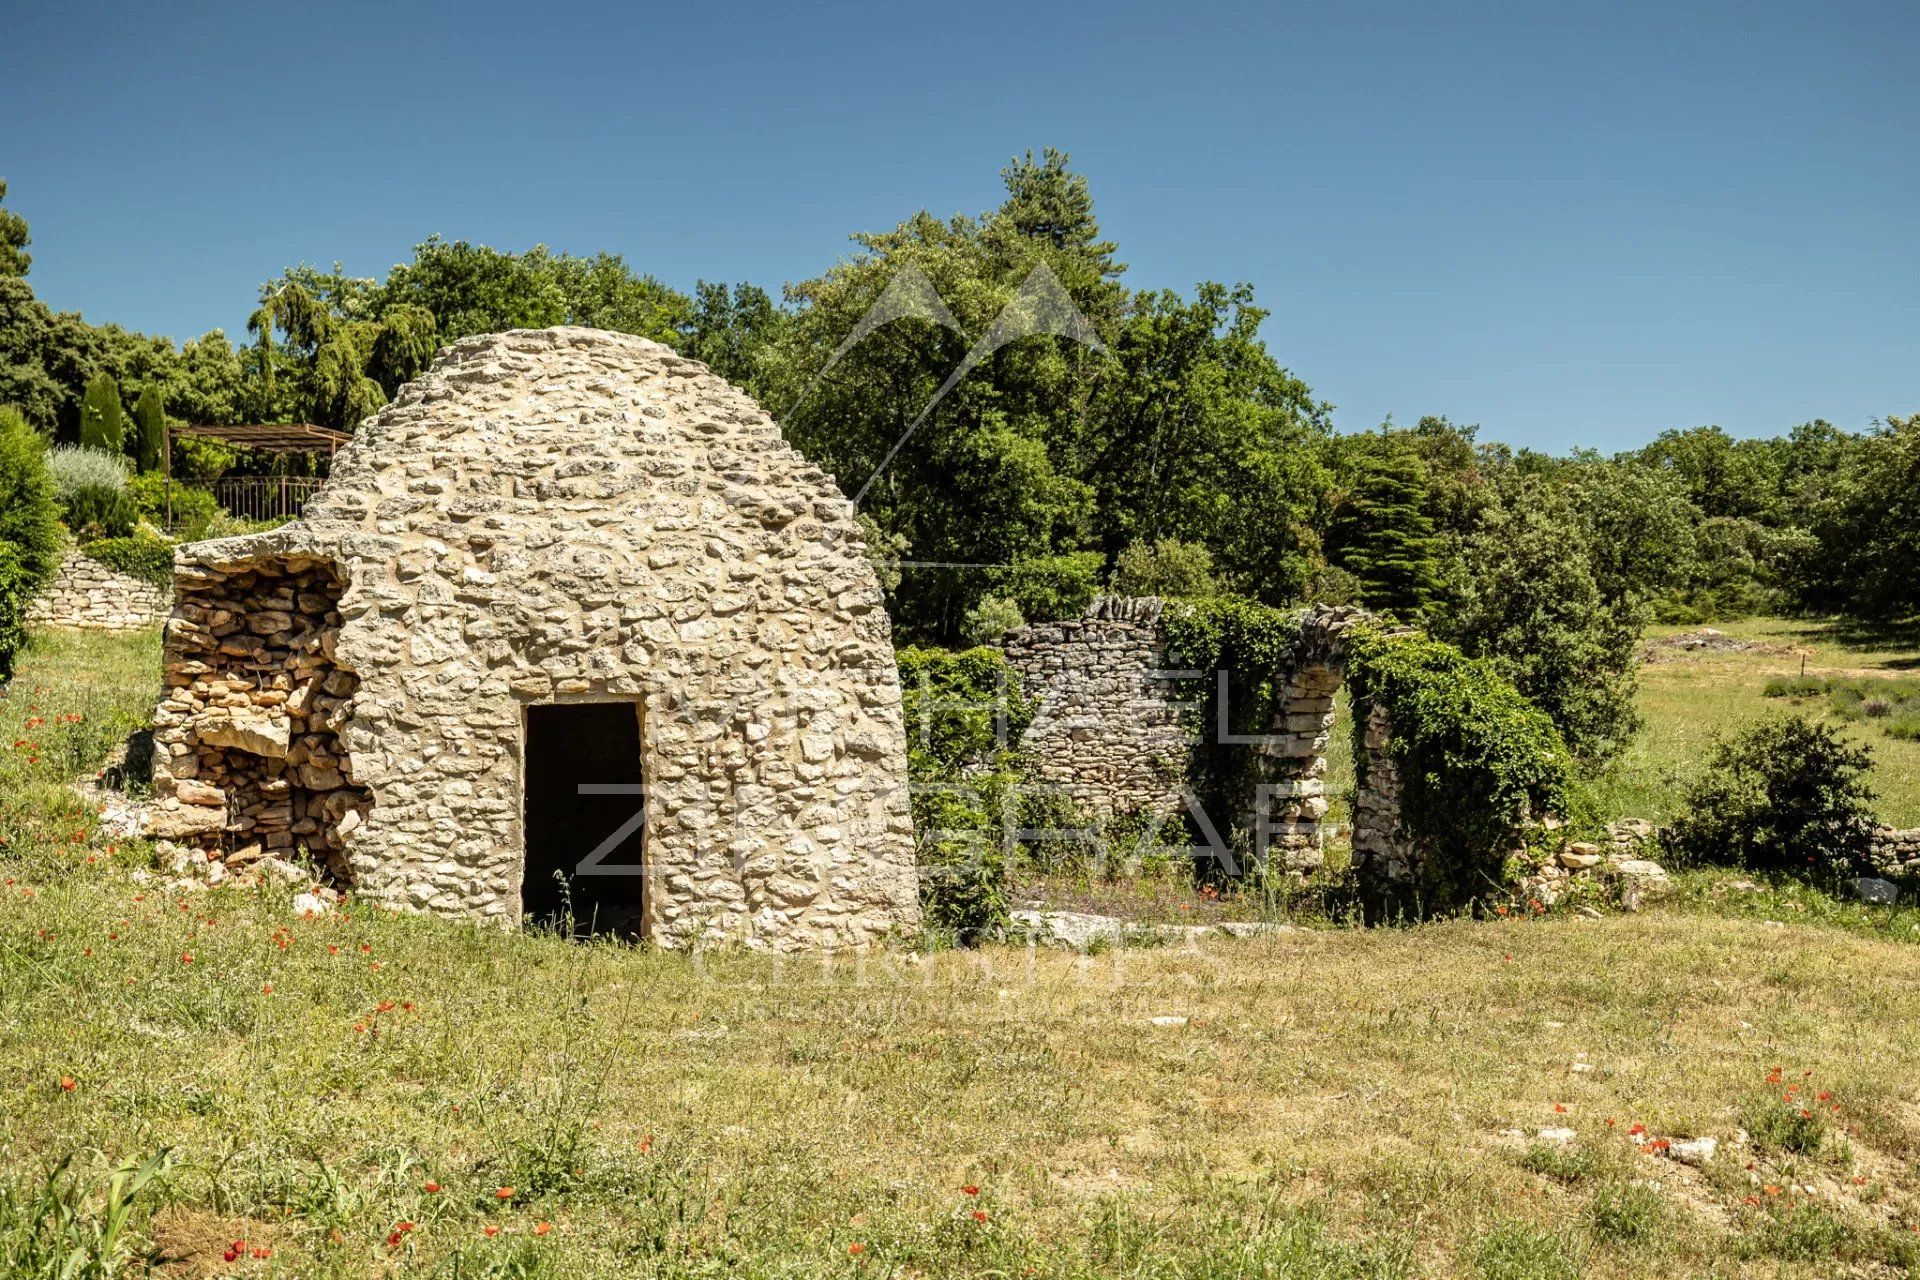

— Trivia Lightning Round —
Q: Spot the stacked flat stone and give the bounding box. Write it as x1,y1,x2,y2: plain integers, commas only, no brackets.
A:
1871,828,1920,876
27,547,170,631
1004,599,1411,880
148,326,919,951
148,560,369,882
1002,596,1190,818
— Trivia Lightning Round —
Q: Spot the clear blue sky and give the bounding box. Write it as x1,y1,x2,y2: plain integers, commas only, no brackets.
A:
4,0,1914,451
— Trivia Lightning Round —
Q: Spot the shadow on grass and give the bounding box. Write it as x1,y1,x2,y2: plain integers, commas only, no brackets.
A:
1775,614,1920,668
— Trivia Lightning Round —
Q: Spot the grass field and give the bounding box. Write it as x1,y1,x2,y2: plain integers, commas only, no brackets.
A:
1593,617,1920,828
7,626,1920,1278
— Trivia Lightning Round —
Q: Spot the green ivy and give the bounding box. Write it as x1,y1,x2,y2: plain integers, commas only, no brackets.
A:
1159,595,1306,830
1344,627,1576,913
79,534,176,589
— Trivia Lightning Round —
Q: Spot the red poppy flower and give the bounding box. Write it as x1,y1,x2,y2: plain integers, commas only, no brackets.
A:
971,1210,989,1223
58,1076,75,1091
533,1222,552,1236
848,1243,866,1256
424,1180,441,1193
483,1224,500,1237
495,1186,515,1200
962,1185,980,1196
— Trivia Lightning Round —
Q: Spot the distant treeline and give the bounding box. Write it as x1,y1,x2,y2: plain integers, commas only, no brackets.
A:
1,157,1913,658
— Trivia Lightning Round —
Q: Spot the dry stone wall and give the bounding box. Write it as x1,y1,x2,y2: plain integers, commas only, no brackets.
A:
28,547,170,631
150,326,919,951
1005,599,1411,878
1871,828,1920,876
1001,597,1190,817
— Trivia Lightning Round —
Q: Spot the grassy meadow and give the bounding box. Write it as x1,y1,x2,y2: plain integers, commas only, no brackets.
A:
6,625,1920,1277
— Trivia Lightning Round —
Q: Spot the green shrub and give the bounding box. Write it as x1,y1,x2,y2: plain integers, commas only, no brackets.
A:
1669,714,1877,877
124,473,224,540
1519,1143,1595,1183
960,594,1026,646
1345,628,1576,914
897,646,1040,943
79,534,175,589
0,406,62,682
1111,537,1220,599
989,551,1104,623
46,446,134,539
1743,1093,1825,1155
1762,676,1826,698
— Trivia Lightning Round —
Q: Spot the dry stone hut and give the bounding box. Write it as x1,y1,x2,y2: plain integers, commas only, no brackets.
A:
148,327,920,950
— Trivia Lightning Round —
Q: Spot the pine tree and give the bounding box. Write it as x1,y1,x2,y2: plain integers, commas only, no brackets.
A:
78,371,125,454
1327,450,1442,616
132,383,166,473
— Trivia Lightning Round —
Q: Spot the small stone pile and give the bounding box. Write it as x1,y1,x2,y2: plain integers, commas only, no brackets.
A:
147,555,371,881
26,547,170,631
1519,819,1673,911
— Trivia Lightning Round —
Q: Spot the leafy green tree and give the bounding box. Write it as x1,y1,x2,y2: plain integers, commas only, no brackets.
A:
77,371,124,453
131,383,165,473
1431,474,1642,762
1082,283,1331,604
0,180,29,278
1804,413,1920,617
1325,446,1442,615
684,281,787,392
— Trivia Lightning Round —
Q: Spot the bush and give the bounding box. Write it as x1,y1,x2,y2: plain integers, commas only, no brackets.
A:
1586,1181,1667,1243
79,534,175,589
989,551,1103,623
1669,714,1877,877
1110,537,1219,599
0,406,62,682
46,446,135,539
125,473,225,540
897,646,1040,943
1473,1221,1584,1280
961,594,1026,646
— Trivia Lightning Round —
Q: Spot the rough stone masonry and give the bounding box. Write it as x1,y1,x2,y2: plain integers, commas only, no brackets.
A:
148,326,920,950
28,545,171,631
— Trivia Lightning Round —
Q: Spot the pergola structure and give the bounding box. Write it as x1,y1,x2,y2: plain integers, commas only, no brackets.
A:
163,422,353,527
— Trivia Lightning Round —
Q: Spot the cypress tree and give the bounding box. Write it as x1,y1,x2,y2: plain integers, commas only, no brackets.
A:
1327,450,1443,616
132,383,165,473
78,371,125,454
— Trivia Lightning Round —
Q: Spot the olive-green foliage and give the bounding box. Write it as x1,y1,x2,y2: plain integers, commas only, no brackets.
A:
0,1150,170,1280
45,446,134,539
961,594,1026,646
1804,413,1920,618
896,646,1039,942
124,473,223,540
1472,1221,1585,1280
79,534,175,588
1669,714,1877,877
1110,537,1219,599
0,180,29,279
1345,628,1574,914
76,371,123,454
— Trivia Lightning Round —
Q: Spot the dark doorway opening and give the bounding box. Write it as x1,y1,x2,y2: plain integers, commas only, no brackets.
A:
521,701,647,937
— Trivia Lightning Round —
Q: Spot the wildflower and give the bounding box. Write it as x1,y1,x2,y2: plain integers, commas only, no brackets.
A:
424,1180,441,1193
1765,1184,1782,1196
1553,1104,1567,1114
1628,1122,1646,1136
58,1076,75,1091
495,1186,515,1200
1494,905,1509,917
262,984,274,995
1852,1176,1868,1186
848,1243,866,1255
483,1224,500,1237
971,1210,989,1223
533,1222,552,1236
251,1247,271,1260
1817,1091,1832,1101
962,1184,980,1196
180,952,193,964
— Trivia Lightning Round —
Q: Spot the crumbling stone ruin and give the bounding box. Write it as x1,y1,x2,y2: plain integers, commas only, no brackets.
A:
148,326,920,950
1003,599,1416,881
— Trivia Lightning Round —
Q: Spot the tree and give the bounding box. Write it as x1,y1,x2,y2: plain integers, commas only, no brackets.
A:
1325,446,1441,616
1670,714,1877,876
1430,474,1643,763
684,281,787,393
78,371,124,453
0,180,29,278
1804,413,1920,617
1111,537,1220,598
131,383,165,473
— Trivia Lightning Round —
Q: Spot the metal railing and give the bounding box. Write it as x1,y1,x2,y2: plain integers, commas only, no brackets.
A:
211,476,327,523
